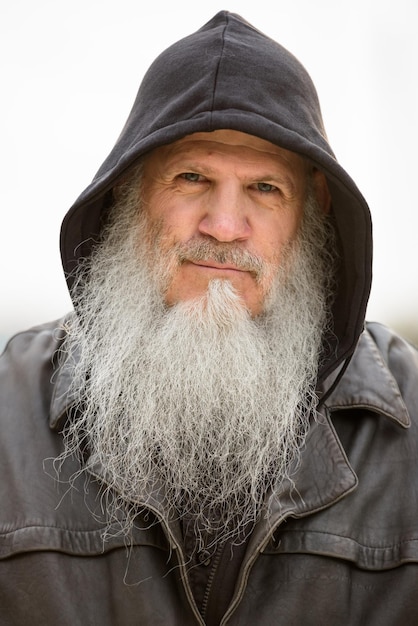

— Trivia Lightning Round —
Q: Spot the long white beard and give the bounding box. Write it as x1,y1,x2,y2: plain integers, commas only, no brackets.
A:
61,176,335,552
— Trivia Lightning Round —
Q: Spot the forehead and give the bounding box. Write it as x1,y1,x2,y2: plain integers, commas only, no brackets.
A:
147,129,307,173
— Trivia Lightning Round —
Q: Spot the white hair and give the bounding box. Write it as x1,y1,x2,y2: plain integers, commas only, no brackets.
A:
60,163,336,554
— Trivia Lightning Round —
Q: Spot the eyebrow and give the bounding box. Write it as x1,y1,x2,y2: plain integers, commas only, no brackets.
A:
170,159,297,185
170,160,218,175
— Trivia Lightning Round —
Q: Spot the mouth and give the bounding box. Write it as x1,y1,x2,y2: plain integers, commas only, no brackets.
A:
189,260,249,274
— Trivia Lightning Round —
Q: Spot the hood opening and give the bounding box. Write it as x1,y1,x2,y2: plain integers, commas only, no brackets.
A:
60,11,372,382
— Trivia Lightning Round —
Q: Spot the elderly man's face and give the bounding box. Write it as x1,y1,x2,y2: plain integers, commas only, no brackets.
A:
141,129,326,316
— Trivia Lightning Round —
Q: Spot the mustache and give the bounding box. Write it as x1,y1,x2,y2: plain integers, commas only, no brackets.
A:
173,238,268,279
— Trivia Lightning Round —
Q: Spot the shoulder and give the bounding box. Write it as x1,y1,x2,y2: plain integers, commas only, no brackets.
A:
1,316,70,361
0,316,71,389
0,315,72,453
364,322,418,419
327,322,418,426
361,321,418,369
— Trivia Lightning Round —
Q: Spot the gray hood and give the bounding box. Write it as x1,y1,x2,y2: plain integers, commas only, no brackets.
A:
60,11,372,383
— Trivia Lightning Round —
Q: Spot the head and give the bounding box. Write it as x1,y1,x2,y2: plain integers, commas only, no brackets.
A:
139,129,331,316
62,129,337,552
62,11,371,386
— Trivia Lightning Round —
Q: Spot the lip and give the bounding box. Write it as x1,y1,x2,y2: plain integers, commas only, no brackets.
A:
189,260,247,273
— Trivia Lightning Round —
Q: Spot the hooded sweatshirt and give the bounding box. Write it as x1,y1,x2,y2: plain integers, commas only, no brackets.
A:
60,10,372,383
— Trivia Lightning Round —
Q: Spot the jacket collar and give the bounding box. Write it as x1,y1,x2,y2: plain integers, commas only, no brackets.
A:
324,327,410,428
49,338,79,430
247,326,411,556
264,322,412,524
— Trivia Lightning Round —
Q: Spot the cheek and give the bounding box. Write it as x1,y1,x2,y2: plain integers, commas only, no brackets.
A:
255,216,299,265
149,205,200,248
137,209,182,292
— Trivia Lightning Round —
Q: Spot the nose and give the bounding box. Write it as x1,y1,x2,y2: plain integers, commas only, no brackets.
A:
198,182,251,242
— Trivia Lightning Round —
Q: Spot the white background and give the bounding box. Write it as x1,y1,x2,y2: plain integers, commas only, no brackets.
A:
1,0,417,344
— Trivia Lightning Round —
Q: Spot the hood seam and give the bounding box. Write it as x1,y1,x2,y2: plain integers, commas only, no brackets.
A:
209,16,228,128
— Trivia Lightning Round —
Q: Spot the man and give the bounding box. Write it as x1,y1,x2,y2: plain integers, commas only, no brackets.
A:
1,10,418,625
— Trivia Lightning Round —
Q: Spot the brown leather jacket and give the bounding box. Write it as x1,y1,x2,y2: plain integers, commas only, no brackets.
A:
1,318,418,625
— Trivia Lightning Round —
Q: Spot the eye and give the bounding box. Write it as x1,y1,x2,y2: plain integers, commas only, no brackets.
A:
179,172,205,183
255,182,278,193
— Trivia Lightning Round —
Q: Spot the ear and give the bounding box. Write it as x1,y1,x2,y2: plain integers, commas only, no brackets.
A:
311,168,331,214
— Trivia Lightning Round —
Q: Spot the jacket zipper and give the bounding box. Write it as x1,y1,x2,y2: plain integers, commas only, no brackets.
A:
219,518,287,625
132,501,207,626
86,470,206,625
170,543,207,625
200,543,224,621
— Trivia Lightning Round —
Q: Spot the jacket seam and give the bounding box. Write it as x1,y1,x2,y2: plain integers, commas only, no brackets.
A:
270,528,418,552
0,524,107,536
